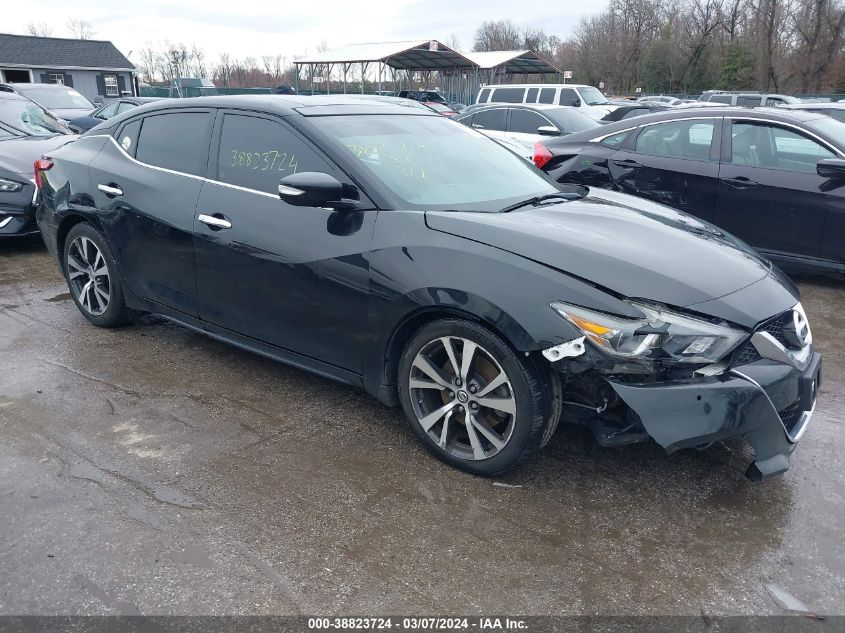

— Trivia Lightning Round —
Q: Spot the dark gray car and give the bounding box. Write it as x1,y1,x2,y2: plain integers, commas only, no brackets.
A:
0,83,95,121
0,92,74,237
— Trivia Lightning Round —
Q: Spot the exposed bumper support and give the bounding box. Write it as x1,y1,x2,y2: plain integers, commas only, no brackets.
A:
607,351,821,481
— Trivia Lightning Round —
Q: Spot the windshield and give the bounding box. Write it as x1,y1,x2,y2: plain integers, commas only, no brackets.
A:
16,87,94,110
807,115,845,147
315,114,558,211
577,86,610,106
547,108,601,133
0,99,69,136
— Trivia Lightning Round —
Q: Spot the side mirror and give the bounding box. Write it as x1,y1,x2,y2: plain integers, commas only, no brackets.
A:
278,172,360,210
571,99,581,107
537,125,560,136
817,158,845,179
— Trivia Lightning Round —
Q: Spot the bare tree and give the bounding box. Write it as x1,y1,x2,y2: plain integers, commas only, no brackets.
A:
138,44,165,83
214,53,234,87
25,22,54,37
473,20,522,51
67,19,95,40
191,45,208,79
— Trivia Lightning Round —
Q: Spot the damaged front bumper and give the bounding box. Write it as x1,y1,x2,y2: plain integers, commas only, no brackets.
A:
607,351,821,481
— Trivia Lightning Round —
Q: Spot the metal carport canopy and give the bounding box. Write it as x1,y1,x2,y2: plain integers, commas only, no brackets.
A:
461,50,561,74
295,40,477,70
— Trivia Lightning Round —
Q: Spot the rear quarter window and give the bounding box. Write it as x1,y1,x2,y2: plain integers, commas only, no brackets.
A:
115,119,142,156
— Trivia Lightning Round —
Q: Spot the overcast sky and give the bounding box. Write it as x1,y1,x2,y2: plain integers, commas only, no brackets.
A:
10,0,604,64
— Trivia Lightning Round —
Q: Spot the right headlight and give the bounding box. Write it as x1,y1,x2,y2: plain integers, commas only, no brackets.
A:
551,300,746,364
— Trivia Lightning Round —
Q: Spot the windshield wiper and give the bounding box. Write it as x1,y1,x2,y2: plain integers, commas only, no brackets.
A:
499,192,583,213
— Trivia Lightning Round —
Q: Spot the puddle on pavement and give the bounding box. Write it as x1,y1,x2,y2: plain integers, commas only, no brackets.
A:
45,292,71,302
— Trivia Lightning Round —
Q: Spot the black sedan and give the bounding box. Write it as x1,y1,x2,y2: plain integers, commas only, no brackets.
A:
36,96,820,480
600,103,669,123
67,97,161,134
538,106,845,274
0,92,74,237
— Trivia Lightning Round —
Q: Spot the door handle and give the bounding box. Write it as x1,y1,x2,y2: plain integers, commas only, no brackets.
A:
197,213,232,230
721,176,758,189
613,159,640,168
97,183,123,197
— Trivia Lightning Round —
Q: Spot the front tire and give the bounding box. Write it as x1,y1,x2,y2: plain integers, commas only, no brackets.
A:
398,319,547,476
63,223,135,328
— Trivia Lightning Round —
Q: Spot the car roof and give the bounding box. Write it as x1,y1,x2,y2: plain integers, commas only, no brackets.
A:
465,103,578,112
781,102,845,110
113,94,439,117
2,82,78,91
481,84,594,89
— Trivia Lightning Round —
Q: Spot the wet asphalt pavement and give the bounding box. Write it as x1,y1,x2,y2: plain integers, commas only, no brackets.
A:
0,238,843,617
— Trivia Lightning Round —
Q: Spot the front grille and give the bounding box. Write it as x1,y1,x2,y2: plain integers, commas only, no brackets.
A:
731,311,792,367
762,313,791,347
733,344,762,366
778,400,804,435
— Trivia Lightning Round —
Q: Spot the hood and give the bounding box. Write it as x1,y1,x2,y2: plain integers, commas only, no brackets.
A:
425,188,777,320
0,135,76,176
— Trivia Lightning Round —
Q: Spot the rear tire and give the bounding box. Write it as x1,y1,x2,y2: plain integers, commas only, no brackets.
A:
398,318,547,476
63,223,135,328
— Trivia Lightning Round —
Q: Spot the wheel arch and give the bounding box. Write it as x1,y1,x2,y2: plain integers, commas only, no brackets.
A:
56,212,105,273
380,296,538,405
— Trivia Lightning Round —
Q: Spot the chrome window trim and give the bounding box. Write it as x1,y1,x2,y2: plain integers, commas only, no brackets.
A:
589,126,638,143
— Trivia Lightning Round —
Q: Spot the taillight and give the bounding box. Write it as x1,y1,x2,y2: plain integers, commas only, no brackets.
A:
34,158,53,189
533,143,553,169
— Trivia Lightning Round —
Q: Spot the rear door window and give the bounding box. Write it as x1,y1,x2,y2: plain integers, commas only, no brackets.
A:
135,111,211,176
526,88,539,103
634,119,716,160
477,88,491,103
490,87,525,103
216,113,336,194
471,109,507,132
710,95,732,104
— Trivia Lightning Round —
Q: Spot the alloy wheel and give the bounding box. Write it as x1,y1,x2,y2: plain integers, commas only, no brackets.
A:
67,235,111,316
409,336,516,461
